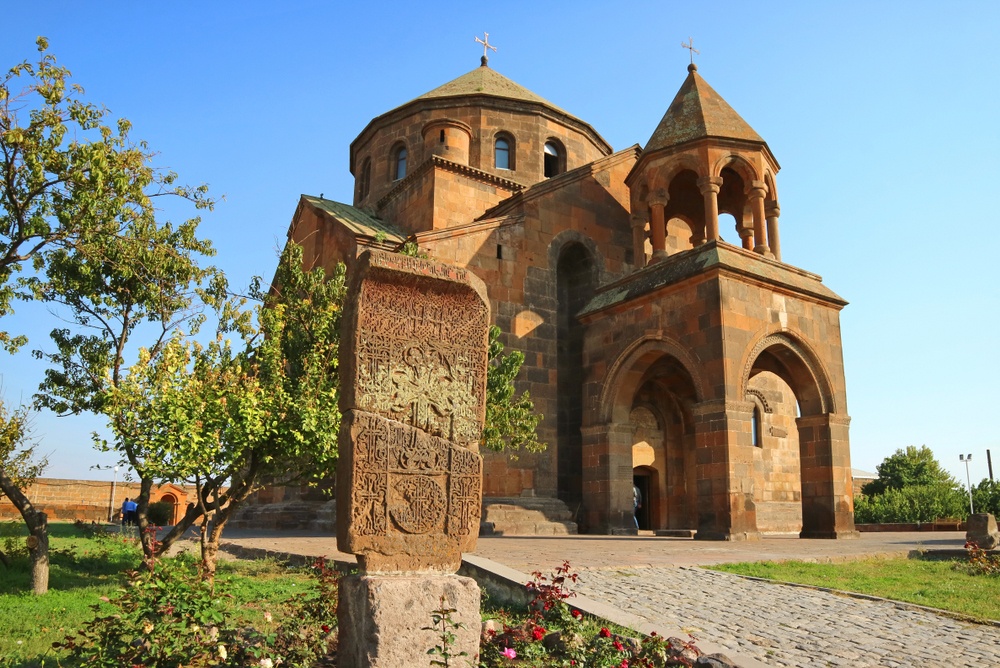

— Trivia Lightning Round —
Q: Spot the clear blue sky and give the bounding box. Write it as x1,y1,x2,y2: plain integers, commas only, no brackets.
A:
1,1,998,488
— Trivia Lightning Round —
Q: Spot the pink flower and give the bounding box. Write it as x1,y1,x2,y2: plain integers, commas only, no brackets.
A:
501,647,517,659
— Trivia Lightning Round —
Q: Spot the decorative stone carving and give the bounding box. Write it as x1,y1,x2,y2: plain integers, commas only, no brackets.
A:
337,250,489,573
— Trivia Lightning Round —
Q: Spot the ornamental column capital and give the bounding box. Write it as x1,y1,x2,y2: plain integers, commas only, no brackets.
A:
648,189,669,208
747,180,768,199
697,175,723,193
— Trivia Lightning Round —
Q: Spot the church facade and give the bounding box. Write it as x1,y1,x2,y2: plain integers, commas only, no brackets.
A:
284,56,858,540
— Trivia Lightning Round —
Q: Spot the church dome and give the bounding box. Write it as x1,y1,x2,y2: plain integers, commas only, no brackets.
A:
349,61,612,208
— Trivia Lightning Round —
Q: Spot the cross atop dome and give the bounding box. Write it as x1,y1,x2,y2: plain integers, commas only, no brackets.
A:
475,32,497,67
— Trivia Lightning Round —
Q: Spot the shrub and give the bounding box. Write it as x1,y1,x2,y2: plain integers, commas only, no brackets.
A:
147,501,174,526
956,539,1000,576
56,553,338,667
853,484,968,523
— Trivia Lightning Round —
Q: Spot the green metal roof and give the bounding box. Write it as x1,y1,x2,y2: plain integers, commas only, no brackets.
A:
301,195,406,243
644,65,765,154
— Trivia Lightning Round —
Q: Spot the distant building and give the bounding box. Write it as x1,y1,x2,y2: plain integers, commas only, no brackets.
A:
274,56,857,539
0,478,197,525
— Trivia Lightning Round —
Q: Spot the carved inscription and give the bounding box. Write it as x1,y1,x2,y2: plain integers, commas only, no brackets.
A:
337,250,489,573
354,280,488,448
343,410,482,541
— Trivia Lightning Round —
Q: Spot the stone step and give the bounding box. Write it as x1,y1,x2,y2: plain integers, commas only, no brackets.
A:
481,496,578,536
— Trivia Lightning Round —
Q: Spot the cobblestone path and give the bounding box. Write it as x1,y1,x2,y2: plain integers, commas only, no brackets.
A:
574,566,1000,668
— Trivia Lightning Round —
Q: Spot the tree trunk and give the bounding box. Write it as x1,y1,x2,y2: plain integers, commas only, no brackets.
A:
200,481,256,586
135,478,156,564
0,465,50,594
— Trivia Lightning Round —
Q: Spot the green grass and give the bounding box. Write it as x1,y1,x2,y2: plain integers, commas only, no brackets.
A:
710,555,1000,622
0,522,319,668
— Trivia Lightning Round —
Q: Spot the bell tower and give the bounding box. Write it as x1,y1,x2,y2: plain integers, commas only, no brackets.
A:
577,63,856,540
626,63,782,266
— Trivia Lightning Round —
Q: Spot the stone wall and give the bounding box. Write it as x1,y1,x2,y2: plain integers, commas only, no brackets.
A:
0,478,200,524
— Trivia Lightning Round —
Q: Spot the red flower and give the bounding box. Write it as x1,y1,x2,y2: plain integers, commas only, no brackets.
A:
532,625,546,641
613,640,624,651
321,624,331,633
571,609,582,619
599,627,611,638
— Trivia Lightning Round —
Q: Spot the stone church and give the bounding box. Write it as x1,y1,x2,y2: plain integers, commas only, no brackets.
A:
279,54,858,540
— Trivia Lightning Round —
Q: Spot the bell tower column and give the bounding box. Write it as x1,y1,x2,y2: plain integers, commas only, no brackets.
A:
698,176,723,242
766,203,781,261
748,181,772,257
648,191,669,262
631,211,649,268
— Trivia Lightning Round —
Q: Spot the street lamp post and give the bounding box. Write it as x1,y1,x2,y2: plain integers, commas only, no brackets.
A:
959,454,974,515
108,465,119,523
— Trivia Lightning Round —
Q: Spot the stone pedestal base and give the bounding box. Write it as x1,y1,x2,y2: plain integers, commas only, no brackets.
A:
337,573,481,668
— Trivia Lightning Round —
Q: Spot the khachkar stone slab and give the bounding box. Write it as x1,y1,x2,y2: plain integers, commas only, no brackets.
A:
338,411,482,572
337,249,490,574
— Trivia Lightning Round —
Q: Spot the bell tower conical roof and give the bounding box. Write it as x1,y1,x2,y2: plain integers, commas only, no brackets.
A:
643,64,764,154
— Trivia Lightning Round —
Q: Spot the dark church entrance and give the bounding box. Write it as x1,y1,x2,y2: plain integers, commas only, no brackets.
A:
633,470,651,530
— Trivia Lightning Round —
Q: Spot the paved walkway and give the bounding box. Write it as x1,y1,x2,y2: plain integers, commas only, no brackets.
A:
218,530,1000,667
575,566,1000,668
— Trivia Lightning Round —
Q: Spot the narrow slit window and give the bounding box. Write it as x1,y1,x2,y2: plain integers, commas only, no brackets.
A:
359,158,371,199
496,244,503,259
439,129,446,143
394,146,407,181
751,405,762,447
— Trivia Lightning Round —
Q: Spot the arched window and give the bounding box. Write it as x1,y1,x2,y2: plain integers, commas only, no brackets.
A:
393,144,407,181
359,158,371,199
544,140,563,178
495,135,513,170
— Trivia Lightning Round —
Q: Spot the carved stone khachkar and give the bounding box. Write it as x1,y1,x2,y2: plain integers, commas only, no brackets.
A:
337,250,488,667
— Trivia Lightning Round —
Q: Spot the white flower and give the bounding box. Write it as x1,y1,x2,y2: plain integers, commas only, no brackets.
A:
259,659,274,668
143,622,154,634
263,611,273,623
218,644,228,660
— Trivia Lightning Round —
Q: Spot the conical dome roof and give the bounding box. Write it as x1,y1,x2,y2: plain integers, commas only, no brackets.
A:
413,62,569,114
644,64,764,154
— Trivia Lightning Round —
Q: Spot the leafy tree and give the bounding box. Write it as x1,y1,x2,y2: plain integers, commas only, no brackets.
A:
972,479,1000,517
32,209,221,560
863,445,959,497
853,484,968,523
0,397,49,593
0,37,217,566
0,37,212,352
483,325,544,456
100,243,344,579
